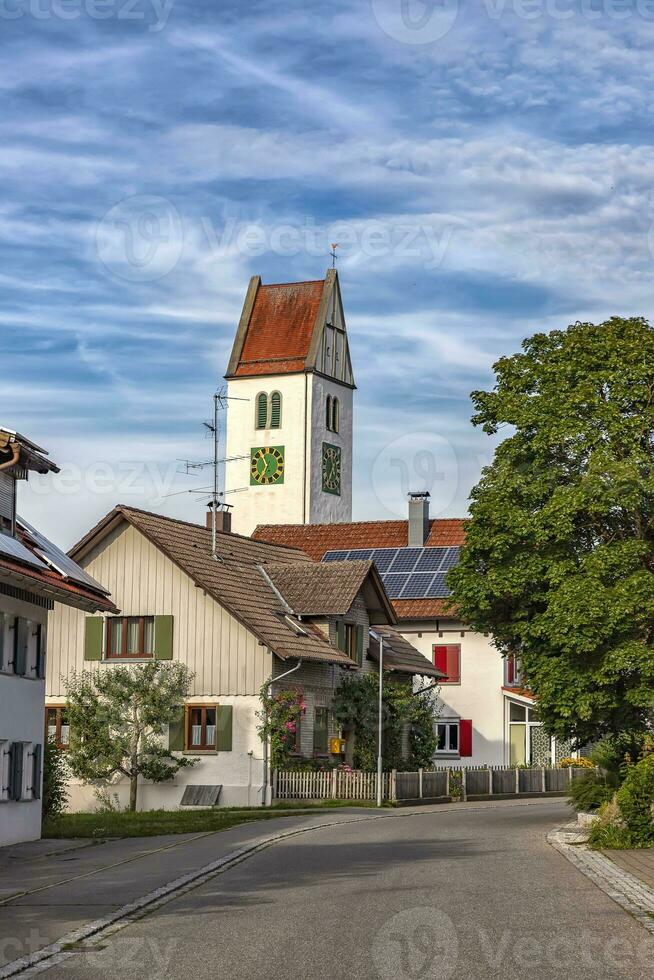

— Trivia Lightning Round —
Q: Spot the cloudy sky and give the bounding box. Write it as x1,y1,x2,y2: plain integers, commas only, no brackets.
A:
4,0,654,545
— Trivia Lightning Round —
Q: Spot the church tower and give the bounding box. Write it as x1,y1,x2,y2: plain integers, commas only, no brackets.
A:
224,270,354,537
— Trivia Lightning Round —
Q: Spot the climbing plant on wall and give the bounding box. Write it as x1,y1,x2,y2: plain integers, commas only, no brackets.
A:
257,684,306,770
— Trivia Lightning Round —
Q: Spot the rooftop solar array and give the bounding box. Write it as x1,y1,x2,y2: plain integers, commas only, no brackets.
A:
323,547,460,599
17,517,110,595
0,532,49,572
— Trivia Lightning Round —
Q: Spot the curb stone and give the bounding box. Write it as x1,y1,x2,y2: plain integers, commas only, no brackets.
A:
548,824,654,936
1,799,565,979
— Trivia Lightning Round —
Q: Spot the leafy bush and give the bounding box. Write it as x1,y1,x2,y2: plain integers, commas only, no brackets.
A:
568,771,614,812
616,754,654,845
560,756,594,769
42,738,69,821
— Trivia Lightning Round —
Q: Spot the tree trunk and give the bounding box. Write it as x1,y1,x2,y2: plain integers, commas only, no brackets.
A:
129,767,138,812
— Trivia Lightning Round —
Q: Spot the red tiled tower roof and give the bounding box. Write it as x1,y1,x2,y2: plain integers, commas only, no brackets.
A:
233,280,325,378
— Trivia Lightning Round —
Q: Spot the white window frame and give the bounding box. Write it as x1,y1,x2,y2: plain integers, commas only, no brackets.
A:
435,720,460,755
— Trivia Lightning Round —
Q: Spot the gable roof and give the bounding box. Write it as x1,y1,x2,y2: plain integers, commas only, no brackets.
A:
368,626,445,679
253,518,466,560
252,519,466,621
225,270,354,384
69,506,362,667
265,559,396,623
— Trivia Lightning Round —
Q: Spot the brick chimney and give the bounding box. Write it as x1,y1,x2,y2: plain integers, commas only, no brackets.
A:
206,504,232,534
408,492,430,547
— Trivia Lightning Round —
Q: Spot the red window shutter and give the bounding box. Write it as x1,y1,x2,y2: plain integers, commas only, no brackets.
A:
446,646,461,684
506,656,515,686
460,719,473,757
433,645,448,676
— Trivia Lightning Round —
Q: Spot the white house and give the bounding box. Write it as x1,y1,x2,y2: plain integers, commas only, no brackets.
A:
254,496,574,769
0,428,114,846
46,504,441,811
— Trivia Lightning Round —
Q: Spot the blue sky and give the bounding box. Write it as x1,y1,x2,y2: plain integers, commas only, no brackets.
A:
4,0,654,545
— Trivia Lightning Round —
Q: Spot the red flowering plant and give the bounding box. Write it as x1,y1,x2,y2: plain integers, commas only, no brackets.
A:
258,684,306,769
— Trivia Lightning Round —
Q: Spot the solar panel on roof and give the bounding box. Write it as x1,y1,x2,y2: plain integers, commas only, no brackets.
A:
0,533,48,571
17,517,109,594
370,549,397,572
322,546,460,599
382,573,411,597
430,573,450,596
388,549,422,573
400,573,439,598
414,549,447,573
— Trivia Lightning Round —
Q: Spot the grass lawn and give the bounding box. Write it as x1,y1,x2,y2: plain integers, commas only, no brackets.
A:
42,800,383,839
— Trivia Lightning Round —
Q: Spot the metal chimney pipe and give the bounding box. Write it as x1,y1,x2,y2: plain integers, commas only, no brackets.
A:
408,492,430,547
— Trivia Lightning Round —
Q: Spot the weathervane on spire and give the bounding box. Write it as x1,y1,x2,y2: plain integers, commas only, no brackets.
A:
330,243,339,268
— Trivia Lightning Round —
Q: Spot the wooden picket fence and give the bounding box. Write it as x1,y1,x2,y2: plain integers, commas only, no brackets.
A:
273,765,590,803
274,769,394,802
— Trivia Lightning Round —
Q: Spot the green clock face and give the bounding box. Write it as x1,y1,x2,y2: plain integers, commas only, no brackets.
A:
322,442,341,496
250,446,285,486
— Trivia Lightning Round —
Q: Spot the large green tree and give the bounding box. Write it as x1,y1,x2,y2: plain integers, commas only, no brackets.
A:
66,662,196,811
449,317,654,749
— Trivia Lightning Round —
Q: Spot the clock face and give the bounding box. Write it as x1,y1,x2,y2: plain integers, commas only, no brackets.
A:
322,442,341,496
250,446,285,486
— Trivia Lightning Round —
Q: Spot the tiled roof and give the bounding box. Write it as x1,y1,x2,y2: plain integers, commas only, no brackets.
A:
266,560,376,616
253,519,466,560
252,520,466,620
229,279,325,378
392,598,456,620
368,626,445,679
71,506,360,667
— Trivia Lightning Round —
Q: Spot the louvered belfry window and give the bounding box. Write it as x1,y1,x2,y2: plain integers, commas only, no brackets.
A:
270,392,282,428
256,393,268,429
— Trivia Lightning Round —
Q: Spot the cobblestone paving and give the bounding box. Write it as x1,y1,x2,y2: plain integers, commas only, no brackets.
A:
549,825,654,936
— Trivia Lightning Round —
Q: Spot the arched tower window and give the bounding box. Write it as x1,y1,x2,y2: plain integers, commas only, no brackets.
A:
256,392,268,429
326,395,333,431
270,392,282,429
332,397,340,434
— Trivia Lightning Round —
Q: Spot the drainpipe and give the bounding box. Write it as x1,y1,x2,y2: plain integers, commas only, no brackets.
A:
0,443,19,471
261,658,303,807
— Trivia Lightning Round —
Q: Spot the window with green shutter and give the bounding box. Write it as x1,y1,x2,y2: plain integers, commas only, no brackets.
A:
256,392,269,429
270,392,282,428
84,617,104,661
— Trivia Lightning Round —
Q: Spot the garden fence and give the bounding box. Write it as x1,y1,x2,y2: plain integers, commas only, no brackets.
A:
273,765,591,803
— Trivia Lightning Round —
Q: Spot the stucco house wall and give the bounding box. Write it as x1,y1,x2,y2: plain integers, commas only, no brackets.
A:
0,591,48,846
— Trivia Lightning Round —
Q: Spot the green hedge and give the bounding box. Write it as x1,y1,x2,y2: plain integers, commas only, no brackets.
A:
616,755,654,845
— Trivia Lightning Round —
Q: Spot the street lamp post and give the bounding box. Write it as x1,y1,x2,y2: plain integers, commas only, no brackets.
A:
375,632,384,807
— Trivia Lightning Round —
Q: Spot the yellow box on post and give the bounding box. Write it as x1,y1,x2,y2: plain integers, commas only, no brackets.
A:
329,737,346,755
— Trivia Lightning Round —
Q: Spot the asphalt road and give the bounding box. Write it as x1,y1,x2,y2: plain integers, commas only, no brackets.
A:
40,802,654,980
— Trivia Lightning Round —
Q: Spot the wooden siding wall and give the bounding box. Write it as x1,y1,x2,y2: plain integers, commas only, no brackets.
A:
46,523,271,698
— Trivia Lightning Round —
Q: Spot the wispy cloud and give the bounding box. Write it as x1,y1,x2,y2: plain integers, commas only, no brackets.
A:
3,0,654,543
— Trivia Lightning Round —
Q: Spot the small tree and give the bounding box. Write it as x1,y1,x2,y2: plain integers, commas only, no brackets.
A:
65,662,196,812
42,738,69,821
332,674,439,771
